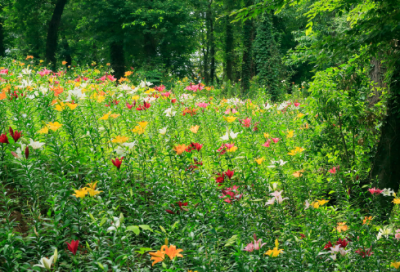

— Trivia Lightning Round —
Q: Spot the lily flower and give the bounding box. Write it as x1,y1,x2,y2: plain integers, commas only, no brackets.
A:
66,240,79,255
369,187,383,195
34,248,57,270
112,157,124,170
159,127,168,135
29,138,45,149
0,133,9,144
268,159,287,168
265,239,283,257
9,127,22,142
164,107,176,117
244,234,266,252
107,217,121,232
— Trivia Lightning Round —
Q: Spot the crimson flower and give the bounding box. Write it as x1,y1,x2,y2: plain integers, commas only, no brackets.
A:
324,241,333,250
25,146,29,159
112,157,124,170
263,139,271,147
154,85,165,92
177,201,188,211
294,102,300,107
0,133,9,144
239,118,252,128
220,185,242,204
300,234,306,239
355,247,373,257
107,75,116,81
136,102,151,111
369,187,383,195
66,240,79,255
336,238,348,248
166,209,175,214
126,101,136,109
328,167,337,174
186,142,203,152
171,98,177,103
215,173,225,186
9,127,22,142
225,169,234,179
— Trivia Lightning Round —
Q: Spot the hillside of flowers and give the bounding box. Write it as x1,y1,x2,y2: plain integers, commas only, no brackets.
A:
1,59,400,272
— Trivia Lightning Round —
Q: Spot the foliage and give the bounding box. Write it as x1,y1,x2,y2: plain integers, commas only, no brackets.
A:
0,58,399,271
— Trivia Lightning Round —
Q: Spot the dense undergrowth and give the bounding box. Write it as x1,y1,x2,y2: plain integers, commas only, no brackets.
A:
0,58,400,271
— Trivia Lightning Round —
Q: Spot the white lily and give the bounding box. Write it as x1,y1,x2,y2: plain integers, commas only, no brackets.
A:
164,107,176,117
114,146,127,157
39,86,49,94
382,188,395,196
159,127,168,135
36,256,54,270
118,84,131,91
377,225,393,240
230,130,239,139
143,97,156,103
220,130,229,141
264,103,273,110
29,138,45,150
220,127,239,141
122,141,137,150
107,217,121,232
268,159,288,168
22,68,32,75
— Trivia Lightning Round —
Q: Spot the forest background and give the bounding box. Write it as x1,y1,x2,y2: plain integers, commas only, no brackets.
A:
1,0,400,270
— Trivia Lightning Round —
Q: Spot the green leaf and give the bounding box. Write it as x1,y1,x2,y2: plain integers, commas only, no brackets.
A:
126,225,140,235
224,235,238,247
139,225,153,232
160,226,167,233
135,247,153,255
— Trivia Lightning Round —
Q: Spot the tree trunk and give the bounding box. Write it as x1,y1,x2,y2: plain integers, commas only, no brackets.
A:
144,32,157,64
241,12,253,92
0,5,5,57
62,36,72,68
369,59,400,215
110,42,125,80
209,0,215,85
225,16,234,81
45,0,68,70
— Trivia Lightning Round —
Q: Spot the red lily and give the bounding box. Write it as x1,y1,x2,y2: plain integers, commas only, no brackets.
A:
186,142,203,152
324,241,333,250
126,101,136,109
336,238,348,248
9,127,22,142
220,185,242,204
355,247,373,258
0,133,9,144
25,146,29,159
239,118,252,128
368,187,383,195
112,157,124,170
136,102,151,111
176,201,188,211
154,85,166,92
225,169,234,179
215,173,225,186
328,167,337,174
66,240,79,255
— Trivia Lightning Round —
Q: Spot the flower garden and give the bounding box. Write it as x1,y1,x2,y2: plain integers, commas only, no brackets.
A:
1,59,400,271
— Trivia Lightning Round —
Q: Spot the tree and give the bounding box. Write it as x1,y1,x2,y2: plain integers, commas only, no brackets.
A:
253,12,281,100
45,0,68,69
241,0,254,92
